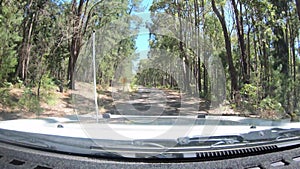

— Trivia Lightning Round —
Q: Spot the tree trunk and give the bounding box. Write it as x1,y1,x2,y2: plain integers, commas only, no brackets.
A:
212,0,239,102
296,0,300,20
231,0,248,84
68,34,81,89
16,1,35,83
67,0,89,89
177,0,191,93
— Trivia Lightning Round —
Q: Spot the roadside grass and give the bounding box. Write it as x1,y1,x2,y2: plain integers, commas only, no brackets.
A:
0,86,60,117
0,88,18,109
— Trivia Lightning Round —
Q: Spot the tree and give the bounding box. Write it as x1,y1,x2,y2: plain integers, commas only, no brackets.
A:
0,0,298,118
231,0,249,83
67,0,90,89
67,0,141,89
211,0,239,102
16,0,40,83
296,0,300,20
0,0,22,84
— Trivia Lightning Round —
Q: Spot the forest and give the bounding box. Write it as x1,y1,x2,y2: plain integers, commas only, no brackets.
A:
0,0,300,120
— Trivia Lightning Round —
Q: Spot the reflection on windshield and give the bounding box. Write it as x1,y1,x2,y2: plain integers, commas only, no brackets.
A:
0,0,299,160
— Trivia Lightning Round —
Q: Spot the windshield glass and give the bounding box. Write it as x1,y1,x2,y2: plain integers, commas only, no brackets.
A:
0,0,299,159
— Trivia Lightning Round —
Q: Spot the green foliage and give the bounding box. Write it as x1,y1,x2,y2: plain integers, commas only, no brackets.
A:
259,97,285,119
238,84,259,113
14,78,24,88
240,84,258,100
241,84,258,106
18,88,43,115
259,97,282,111
17,75,58,115
130,77,138,91
40,74,56,91
0,88,16,108
38,74,58,106
44,92,58,106
0,0,298,120
290,112,299,122
0,1,22,83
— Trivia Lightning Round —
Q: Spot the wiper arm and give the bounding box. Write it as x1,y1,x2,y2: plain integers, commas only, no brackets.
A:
177,135,244,147
177,128,300,147
240,128,300,142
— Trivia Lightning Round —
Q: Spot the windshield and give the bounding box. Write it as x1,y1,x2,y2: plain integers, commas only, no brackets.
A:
0,0,299,160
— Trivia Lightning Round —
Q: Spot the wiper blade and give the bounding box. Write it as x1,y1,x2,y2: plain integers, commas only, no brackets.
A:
177,135,244,147
1,127,300,159
177,128,300,147
240,128,300,142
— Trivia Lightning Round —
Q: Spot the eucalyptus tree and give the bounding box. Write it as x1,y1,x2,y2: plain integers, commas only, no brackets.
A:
211,0,239,103
296,0,300,20
16,0,47,83
67,0,141,89
231,0,249,84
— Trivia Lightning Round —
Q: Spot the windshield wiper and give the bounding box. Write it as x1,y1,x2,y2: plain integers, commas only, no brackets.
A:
177,128,300,147
177,135,243,147
1,127,300,159
240,128,300,141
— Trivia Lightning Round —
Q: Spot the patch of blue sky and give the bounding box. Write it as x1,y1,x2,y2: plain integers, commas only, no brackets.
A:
133,12,152,52
131,0,153,73
132,0,153,53
62,0,154,73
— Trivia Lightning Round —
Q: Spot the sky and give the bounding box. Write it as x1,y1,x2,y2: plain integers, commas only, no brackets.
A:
134,0,153,52
134,13,152,53
131,0,154,72
63,0,154,73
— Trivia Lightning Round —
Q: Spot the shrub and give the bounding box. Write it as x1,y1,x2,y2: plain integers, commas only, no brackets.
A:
259,97,285,119
18,88,43,115
239,84,259,113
